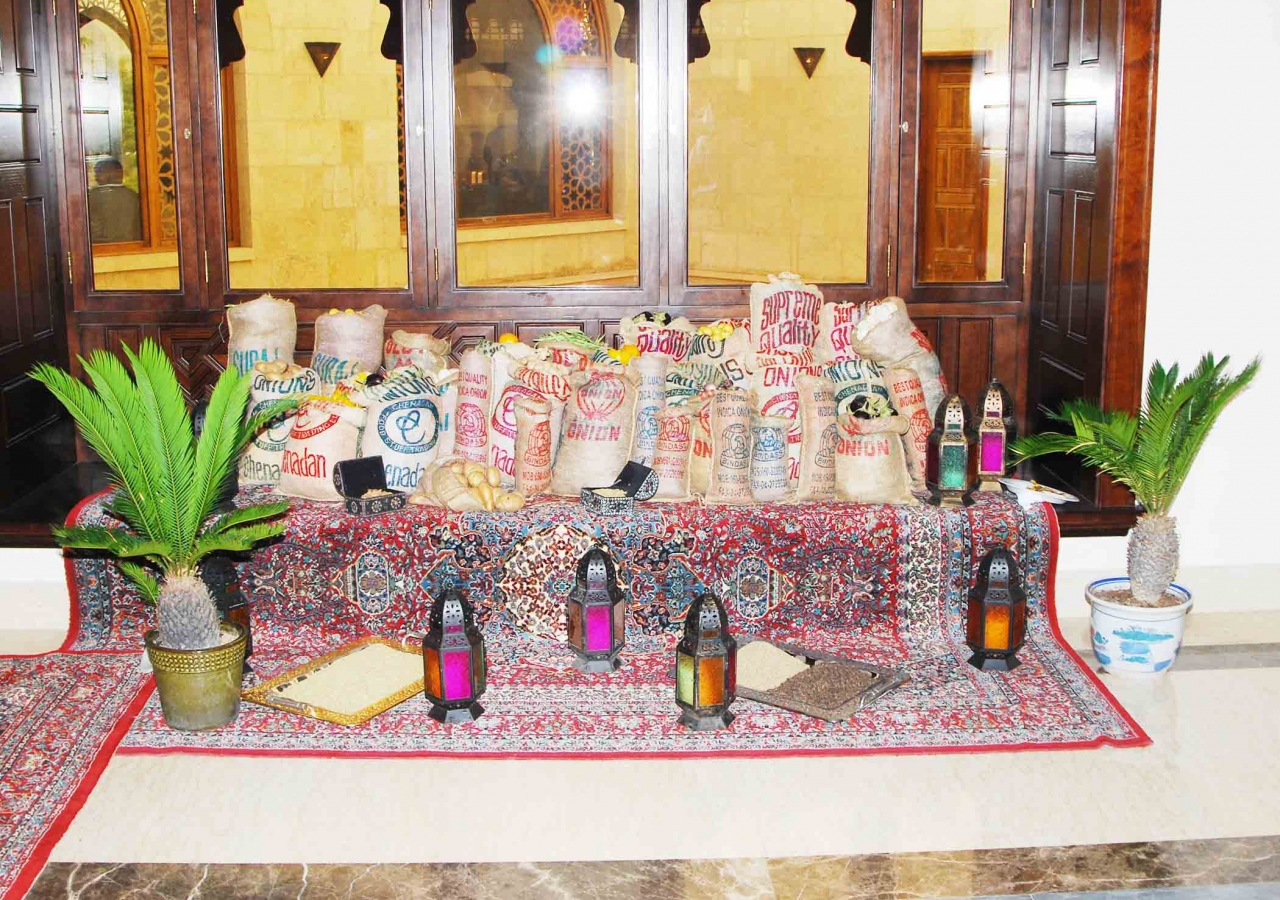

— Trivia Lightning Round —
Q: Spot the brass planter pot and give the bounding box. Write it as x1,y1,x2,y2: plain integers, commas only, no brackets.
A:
145,622,247,731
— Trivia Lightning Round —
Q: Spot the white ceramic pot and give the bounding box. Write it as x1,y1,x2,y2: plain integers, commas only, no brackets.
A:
1087,577,1193,674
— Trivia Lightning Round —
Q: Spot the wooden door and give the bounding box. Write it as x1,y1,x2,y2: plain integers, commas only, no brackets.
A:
0,0,71,506
918,55,987,283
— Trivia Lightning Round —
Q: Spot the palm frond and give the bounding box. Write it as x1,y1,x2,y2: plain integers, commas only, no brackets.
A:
118,561,161,605
29,363,125,476
241,397,300,452
205,501,291,535
193,520,287,558
122,340,196,557
186,366,252,557
51,525,169,564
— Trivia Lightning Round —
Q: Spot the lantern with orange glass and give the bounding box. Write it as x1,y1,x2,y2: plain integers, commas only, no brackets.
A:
422,589,487,723
675,593,737,730
566,547,626,673
965,548,1028,671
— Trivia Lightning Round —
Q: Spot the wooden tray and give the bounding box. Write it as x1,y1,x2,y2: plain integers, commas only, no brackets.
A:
735,637,908,722
241,636,424,726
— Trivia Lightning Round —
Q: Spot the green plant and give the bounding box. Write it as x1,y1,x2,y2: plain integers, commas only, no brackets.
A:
1012,353,1259,604
32,339,297,649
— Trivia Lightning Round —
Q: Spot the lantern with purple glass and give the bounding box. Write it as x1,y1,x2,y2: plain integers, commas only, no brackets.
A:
675,592,737,731
422,589,486,723
976,380,1016,491
566,547,626,673
966,547,1028,671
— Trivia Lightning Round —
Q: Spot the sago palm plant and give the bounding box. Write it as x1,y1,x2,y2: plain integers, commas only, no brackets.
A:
1012,353,1259,605
33,340,297,650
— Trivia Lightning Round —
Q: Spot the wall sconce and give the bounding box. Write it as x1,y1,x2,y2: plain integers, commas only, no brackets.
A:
305,42,341,78
793,47,825,79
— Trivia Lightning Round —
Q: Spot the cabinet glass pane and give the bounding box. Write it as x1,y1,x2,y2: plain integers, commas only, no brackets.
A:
220,0,409,290
79,0,181,291
454,0,640,287
687,0,872,286
916,0,1011,283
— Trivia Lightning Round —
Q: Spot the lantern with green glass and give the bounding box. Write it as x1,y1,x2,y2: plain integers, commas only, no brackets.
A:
566,547,626,673
926,394,977,507
675,593,737,731
966,547,1028,671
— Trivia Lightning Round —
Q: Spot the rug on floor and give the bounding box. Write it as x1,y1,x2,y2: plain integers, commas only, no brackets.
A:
0,652,150,900
57,489,1148,757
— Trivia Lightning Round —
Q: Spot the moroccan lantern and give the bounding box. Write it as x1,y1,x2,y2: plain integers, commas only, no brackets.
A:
422,588,486,723
976,381,1016,491
966,547,1028,671
926,394,977,507
566,547,626,673
675,593,737,731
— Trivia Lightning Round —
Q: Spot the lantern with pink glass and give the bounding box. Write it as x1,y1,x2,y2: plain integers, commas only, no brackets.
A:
422,589,486,723
566,547,626,673
977,380,1017,491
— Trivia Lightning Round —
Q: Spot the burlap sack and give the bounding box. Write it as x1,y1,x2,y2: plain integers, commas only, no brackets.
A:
619,316,695,361
750,363,822,487
312,305,388,387
894,350,948,422
383,330,450,376
749,272,823,357
514,395,554,498
750,414,791,502
813,301,865,364
239,365,319,485
359,366,453,491
436,381,458,459
824,358,891,416
515,355,574,403
630,353,670,466
652,405,694,501
549,369,637,496
277,400,366,501
454,348,491,464
706,389,754,505
688,325,752,391
491,382,564,488
833,414,917,505
689,398,713,496
849,297,947,417
486,342,535,419
226,294,296,375
794,374,838,502
885,367,932,492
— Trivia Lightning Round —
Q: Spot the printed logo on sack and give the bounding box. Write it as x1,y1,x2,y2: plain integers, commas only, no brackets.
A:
456,401,488,448
576,375,625,421
377,400,439,455
525,420,552,467
636,327,693,361
760,390,799,422
289,407,340,440
815,423,839,469
910,408,932,452
252,369,318,397
251,400,294,452
494,386,539,440
719,423,750,470
752,425,787,462
657,413,691,451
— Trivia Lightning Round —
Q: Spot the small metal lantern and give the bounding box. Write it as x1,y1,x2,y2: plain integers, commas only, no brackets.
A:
566,547,626,673
675,593,737,731
976,381,1016,491
966,547,1028,671
926,394,977,507
422,589,486,723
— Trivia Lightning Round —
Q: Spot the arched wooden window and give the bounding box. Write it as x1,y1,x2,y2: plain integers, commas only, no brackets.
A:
454,0,613,226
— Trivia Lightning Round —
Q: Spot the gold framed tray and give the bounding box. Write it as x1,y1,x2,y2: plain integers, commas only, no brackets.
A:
241,636,424,726
735,637,908,722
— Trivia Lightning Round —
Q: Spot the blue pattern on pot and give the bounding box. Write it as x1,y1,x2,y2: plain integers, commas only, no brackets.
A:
1087,577,1192,675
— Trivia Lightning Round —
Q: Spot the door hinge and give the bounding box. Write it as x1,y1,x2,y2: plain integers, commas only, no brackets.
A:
1022,242,1027,277
192,0,197,17
434,248,440,282
66,252,72,286
204,250,210,284
51,0,56,18
886,244,892,283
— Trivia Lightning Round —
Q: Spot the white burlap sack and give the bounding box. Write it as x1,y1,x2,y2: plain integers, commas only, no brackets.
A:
629,353,670,466
312,305,388,388
383,330,450,376
238,365,319,485
549,369,637,496
706,389,754,505
652,405,694,501
226,294,296,375
885,367,932,492
895,350,948,422
849,297,947,418
688,325,752,391
491,382,564,488
619,316,695,361
360,366,453,491
277,400,366,501
794,375,838,502
750,414,791,502
436,380,458,459
514,395,554,498
834,414,917,505
515,355,574,403
749,272,823,357
750,363,822,488
824,357,891,417
454,348,491,464
813,301,865,364
689,397,713,496
486,342,536,420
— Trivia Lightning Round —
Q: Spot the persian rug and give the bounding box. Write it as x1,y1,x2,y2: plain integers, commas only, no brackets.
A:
61,487,1148,757
0,651,150,900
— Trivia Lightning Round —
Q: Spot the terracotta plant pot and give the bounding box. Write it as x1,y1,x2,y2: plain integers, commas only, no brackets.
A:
1087,578,1193,675
144,622,247,730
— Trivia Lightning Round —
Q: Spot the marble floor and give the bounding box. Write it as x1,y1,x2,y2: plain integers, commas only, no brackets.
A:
8,612,1280,899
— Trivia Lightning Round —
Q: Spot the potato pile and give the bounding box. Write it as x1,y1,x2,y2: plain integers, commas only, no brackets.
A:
409,458,526,512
